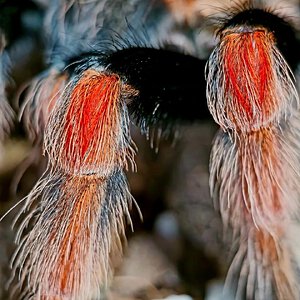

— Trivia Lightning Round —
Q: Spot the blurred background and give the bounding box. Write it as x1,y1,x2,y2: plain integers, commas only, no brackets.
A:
0,0,299,299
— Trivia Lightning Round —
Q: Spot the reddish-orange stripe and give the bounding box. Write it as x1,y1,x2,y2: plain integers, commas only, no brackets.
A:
47,176,100,297
223,31,274,122
63,70,121,171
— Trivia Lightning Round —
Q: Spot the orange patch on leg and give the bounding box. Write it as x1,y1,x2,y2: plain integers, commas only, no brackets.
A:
222,30,277,128
46,176,103,298
62,70,122,175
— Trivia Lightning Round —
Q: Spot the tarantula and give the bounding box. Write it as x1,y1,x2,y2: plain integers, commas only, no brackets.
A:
1,0,300,299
